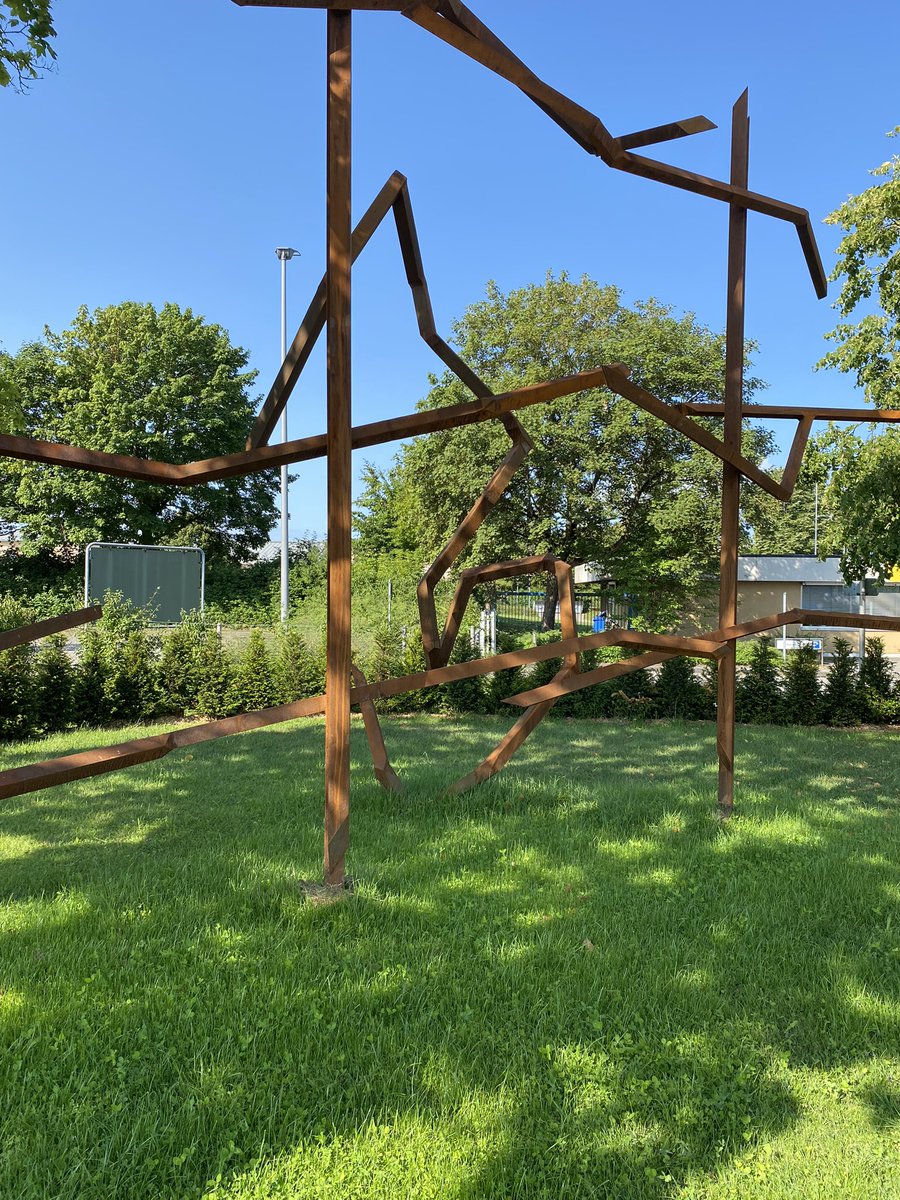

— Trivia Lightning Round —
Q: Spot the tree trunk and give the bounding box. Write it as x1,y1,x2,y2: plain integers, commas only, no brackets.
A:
541,573,559,632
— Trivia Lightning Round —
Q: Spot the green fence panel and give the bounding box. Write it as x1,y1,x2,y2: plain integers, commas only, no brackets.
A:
85,544,204,625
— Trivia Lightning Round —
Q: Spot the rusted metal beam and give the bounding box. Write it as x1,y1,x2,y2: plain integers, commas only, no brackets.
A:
448,666,575,794
603,367,786,498
617,115,716,151
679,403,900,422
351,665,402,791
399,2,826,296
0,605,102,652
0,368,608,486
417,432,531,667
324,6,353,887
716,91,749,818
447,559,580,790
248,171,406,449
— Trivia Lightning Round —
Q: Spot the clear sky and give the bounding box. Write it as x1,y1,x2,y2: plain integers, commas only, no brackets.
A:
2,0,897,538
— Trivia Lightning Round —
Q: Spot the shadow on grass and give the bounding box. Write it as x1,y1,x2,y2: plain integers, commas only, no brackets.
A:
0,716,897,1197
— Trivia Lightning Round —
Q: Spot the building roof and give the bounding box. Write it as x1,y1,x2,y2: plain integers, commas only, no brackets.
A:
737,555,846,584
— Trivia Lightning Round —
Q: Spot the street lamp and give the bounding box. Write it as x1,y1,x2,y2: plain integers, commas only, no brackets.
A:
276,246,300,622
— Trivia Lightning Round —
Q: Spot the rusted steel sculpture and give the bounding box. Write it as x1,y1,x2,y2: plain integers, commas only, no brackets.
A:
3,1,900,886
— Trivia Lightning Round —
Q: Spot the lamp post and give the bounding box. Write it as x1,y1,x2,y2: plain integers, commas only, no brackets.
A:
276,246,300,623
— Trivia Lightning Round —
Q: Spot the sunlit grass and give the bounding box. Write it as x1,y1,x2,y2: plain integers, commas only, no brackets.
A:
0,717,898,1198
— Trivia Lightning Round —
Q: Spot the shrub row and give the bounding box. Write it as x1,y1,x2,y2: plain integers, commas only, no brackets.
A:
732,635,899,727
1,594,897,743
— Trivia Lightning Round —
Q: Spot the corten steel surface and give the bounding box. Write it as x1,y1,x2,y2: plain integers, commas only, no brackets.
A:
6,3,900,881
324,7,353,887
0,605,102,652
350,665,402,792
0,370,612,485
2,374,895,495
717,93,749,818
234,0,826,296
445,557,582,791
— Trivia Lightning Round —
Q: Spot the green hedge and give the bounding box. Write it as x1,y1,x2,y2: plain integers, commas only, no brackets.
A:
0,595,897,743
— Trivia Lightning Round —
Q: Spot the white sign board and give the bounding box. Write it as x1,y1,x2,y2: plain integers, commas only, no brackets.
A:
776,638,823,651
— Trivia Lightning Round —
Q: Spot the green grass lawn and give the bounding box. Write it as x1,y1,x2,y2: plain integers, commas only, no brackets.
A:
0,717,898,1199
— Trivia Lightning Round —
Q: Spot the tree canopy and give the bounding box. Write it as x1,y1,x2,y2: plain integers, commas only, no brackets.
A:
354,273,773,627
818,130,900,581
0,352,23,432
821,425,900,583
0,1,55,90
0,302,279,562
820,128,900,408
746,433,837,558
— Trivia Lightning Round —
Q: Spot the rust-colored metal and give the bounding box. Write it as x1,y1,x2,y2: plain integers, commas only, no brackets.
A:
448,666,575,794
2,371,895,496
602,368,788,500
324,6,353,887
717,91,749,818
503,608,900,709
0,605,102,652
233,0,826,293
8,2,896,869
447,558,580,791
351,665,402,791
0,372,609,486
617,115,717,151
0,694,328,801
246,168,528,451
398,0,826,295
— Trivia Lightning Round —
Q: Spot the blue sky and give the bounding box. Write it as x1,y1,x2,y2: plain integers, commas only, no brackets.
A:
2,0,897,538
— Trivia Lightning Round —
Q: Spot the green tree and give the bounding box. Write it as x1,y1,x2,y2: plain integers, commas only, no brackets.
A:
0,351,24,432
820,129,900,410
782,644,822,726
0,1,55,90
0,593,36,739
33,633,74,732
274,625,324,702
747,434,838,557
655,655,712,721
823,425,900,583
860,635,894,698
823,637,862,727
72,592,158,725
194,628,233,718
354,274,771,630
0,302,278,564
818,131,900,581
858,635,895,723
158,613,207,716
229,629,276,713
736,637,783,725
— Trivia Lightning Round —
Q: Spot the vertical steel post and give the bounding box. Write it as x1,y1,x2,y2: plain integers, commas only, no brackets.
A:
280,252,290,623
324,8,352,885
717,91,749,818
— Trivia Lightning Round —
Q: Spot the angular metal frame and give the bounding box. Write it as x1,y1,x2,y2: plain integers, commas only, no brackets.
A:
4,2,900,884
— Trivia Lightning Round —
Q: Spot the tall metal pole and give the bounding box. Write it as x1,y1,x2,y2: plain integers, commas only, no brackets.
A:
276,247,299,623
324,8,352,886
717,91,749,819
